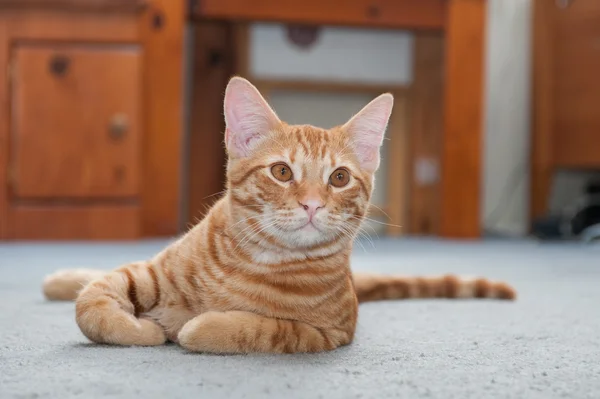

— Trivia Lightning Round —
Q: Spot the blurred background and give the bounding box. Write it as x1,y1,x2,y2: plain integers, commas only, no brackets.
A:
0,0,598,243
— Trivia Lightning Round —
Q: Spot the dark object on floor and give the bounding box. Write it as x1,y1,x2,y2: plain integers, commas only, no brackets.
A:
532,180,600,241
531,215,563,240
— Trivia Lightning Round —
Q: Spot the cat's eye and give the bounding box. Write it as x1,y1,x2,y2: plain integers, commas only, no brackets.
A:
271,163,293,182
329,168,350,188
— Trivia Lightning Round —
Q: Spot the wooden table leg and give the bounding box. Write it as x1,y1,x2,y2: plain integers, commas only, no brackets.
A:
530,0,554,224
385,95,409,236
186,22,237,227
409,33,444,236
140,0,186,237
440,0,487,238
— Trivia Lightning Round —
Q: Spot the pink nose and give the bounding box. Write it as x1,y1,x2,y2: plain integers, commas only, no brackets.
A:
298,199,324,220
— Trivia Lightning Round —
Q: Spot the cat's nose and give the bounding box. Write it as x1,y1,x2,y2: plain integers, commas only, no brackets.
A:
298,199,324,220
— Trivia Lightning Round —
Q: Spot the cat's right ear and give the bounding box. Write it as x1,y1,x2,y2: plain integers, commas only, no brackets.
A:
223,77,281,158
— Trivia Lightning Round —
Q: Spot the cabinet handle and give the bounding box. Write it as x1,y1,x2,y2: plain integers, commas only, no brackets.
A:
49,55,70,77
108,114,129,140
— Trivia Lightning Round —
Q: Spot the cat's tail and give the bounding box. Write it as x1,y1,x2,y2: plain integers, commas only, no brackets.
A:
42,269,107,301
352,272,516,302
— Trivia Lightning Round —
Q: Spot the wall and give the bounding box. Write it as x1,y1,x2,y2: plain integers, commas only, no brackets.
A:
250,25,413,85
481,0,533,236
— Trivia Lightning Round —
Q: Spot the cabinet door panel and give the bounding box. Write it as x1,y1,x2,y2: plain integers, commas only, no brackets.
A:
551,0,600,167
11,44,142,198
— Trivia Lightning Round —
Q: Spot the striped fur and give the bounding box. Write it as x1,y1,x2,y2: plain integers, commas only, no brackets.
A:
41,77,516,354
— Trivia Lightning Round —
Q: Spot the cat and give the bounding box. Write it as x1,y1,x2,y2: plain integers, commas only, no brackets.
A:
42,77,516,354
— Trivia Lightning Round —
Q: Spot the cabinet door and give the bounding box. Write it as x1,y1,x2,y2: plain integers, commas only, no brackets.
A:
550,0,600,167
10,44,142,198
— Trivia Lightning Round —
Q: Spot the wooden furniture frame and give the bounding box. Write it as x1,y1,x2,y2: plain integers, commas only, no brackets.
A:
189,0,488,239
1,0,487,240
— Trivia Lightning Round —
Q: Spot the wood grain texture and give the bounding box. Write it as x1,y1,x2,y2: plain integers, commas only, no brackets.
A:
530,0,555,221
385,95,408,236
186,22,234,227
4,10,139,42
11,45,142,199
233,23,250,77
0,20,8,238
551,0,600,168
0,0,146,11
531,0,600,223
439,0,486,238
408,33,444,235
140,0,186,236
193,0,446,31
12,204,140,239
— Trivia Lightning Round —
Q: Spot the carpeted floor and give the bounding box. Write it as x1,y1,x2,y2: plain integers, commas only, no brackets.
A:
1,239,599,399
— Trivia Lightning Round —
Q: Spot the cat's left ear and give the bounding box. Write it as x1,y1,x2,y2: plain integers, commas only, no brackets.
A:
342,93,394,172
223,77,282,158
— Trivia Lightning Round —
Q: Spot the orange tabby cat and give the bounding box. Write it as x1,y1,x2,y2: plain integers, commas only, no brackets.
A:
42,77,516,354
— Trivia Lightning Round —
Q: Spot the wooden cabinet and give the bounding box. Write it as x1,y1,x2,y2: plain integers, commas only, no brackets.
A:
532,0,600,220
0,0,186,240
550,0,600,167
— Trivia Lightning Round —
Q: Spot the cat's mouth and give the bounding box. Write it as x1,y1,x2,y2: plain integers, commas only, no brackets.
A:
292,220,323,233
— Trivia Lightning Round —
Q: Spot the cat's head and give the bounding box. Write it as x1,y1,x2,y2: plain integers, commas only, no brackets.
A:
223,77,393,249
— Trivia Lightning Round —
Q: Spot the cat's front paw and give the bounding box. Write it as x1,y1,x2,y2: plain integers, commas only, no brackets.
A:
178,311,236,353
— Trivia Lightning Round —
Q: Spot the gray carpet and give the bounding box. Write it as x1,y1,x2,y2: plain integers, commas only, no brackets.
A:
1,239,599,399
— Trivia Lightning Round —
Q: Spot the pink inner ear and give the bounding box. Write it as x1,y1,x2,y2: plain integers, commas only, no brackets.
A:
356,143,378,165
344,93,394,171
223,77,280,157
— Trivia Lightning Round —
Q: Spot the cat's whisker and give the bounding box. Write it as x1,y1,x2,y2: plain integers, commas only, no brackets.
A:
230,215,277,243
234,220,280,252
356,220,379,246
335,222,367,252
328,214,377,250
202,189,227,200
354,225,376,250
227,209,277,235
352,215,403,229
367,203,392,221
229,216,269,241
344,227,368,253
227,215,260,235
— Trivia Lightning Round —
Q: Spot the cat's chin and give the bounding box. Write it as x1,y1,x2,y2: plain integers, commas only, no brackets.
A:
270,218,348,249
275,226,342,249
286,231,330,248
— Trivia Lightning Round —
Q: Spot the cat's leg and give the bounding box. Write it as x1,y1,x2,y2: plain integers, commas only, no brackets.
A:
75,262,166,346
178,311,350,354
